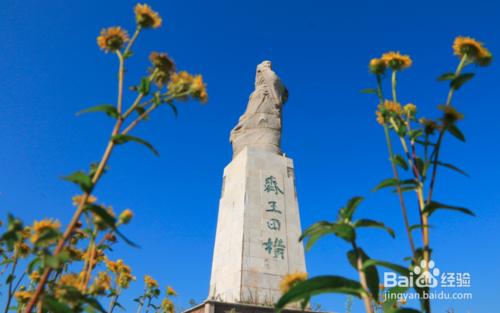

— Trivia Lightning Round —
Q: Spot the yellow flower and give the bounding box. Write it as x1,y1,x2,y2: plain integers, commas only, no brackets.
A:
89,272,112,295
29,271,41,282
161,298,175,313
55,274,80,300
145,275,159,289
403,103,417,117
118,209,134,225
453,36,492,66
72,194,97,206
150,52,176,87
166,286,177,296
31,219,61,244
135,4,162,29
375,111,385,125
381,51,412,70
106,259,135,289
16,242,30,258
369,58,386,75
14,290,33,304
97,27,129,52
190,75,208,103
438,105,464,123
279,272,308,293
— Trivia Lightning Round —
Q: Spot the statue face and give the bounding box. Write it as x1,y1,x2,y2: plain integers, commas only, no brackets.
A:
257,60,272,73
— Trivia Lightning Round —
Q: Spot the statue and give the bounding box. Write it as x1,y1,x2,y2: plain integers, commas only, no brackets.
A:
230,60,288,158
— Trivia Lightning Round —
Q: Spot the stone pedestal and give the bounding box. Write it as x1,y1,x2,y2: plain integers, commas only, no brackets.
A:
209,146,307,305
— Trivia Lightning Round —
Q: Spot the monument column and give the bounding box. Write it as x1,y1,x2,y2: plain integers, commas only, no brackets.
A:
208,61,307,306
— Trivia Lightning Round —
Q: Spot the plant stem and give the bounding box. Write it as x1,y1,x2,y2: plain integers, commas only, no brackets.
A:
4,251,19,313
124,27,141,57
445,54,468,107
351,243,373,313
391,70,398,102
108,292,120,313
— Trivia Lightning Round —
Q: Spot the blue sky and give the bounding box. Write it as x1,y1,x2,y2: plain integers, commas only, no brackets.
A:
1,0,499,312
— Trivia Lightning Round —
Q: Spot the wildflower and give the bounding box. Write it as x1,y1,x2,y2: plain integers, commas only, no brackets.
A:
381,51,412,71
403,103,417,117
97,27,129,52
453,36,492,66
369,58,386,75
190,75,208,103
28,271,40,282
166,286,177,296
279,272,308,293
118,209,134,225
16,242,30,258
149,52,176,87
14,290,33,304
55,274,80,300
438,105,463,123
89,271,112,295
161,298,175,313
106,259,135,289
376,111,386,125
72,194,97,206
64,245,84,260
135,4,162,29
419,118,438,134
168,71,194,95
31,219,61,244
145,275,159,289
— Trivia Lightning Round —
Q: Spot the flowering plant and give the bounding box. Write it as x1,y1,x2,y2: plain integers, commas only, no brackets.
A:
0,3,206,313
277,37,492,313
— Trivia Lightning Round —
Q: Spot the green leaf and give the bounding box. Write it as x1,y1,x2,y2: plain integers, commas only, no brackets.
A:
300,222,355,250
450,73,474,90
437,161,469,177
61,171,93,193
373,178,398,192
409,224,433,232
76,105,119,119
112,134,159,156
81,296,107,313
139,77,151,95
360,88,377,94
275,276,366,313
347,248,379,300
392,155,408,171
409,129,423,141
414,157,425,178
123,51,134,59
447,124,465,142
423,201,475,217
168,103,178,117
354,219,395,238
437,72,455,81
362,259,410,276
43,296,73,313
85,204,140,247
339,196,364,221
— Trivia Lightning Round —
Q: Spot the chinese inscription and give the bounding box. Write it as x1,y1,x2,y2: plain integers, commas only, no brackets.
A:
262,175,286,259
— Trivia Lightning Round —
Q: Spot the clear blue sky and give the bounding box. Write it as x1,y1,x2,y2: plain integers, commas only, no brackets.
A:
1,0,499,312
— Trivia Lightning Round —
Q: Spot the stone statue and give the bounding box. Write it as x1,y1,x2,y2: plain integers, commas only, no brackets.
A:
230,60,288,158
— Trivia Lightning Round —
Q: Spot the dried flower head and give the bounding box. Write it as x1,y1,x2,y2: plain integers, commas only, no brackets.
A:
453,36,492,66
369,58,386,75
149,52,176,87
280,272,308,293
381,51,412,71
438,105,464,123
97,27,129,52
135,4,162,29
419,118,439,134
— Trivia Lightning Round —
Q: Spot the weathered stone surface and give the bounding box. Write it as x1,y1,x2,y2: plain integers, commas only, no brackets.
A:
230,61,288,159
209,147,306,305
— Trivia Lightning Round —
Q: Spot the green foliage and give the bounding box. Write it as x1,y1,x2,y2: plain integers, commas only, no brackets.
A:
112,134,159,156
77,105,120,119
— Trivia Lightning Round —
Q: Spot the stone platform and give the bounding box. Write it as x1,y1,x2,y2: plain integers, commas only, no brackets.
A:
184,301,328,313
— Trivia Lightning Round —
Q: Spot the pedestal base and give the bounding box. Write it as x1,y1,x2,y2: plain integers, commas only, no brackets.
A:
184,301,331,313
